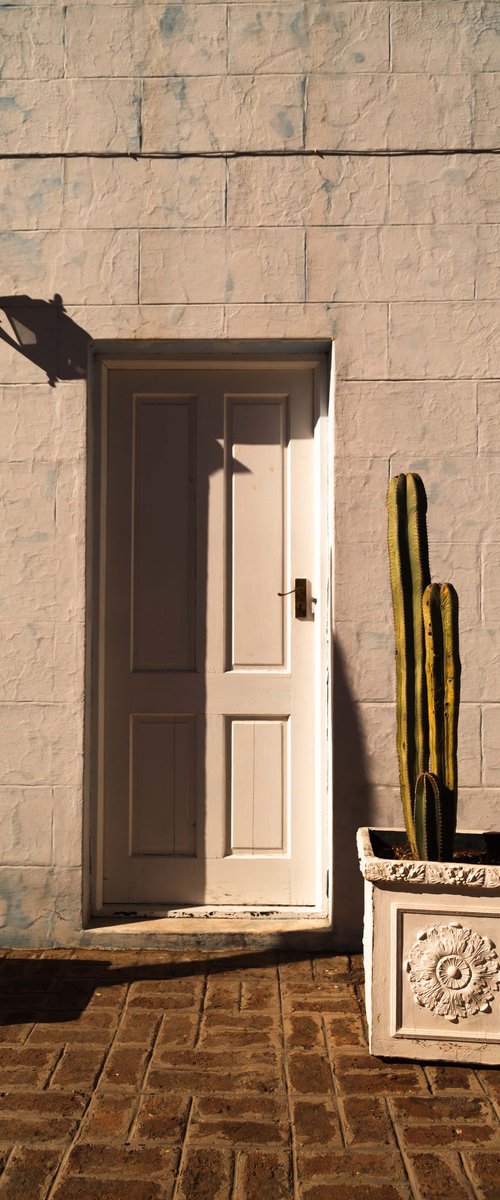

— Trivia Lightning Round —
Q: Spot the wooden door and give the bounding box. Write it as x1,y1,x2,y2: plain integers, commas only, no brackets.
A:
100,364,317,907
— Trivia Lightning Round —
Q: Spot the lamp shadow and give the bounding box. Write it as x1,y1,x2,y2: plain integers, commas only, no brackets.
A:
0,293,91,386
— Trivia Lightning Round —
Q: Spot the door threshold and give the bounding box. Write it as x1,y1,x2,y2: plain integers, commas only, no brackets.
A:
83,914,333,952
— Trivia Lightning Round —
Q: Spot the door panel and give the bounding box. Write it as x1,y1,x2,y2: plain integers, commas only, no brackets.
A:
101,365,317,907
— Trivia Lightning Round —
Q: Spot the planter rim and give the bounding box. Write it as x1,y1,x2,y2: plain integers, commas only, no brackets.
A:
357,826,500,890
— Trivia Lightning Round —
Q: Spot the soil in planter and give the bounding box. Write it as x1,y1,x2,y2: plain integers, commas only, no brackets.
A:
371,829,500,867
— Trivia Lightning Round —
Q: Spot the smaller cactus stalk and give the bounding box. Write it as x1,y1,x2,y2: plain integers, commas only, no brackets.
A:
415,771,443,861
422,582,461,860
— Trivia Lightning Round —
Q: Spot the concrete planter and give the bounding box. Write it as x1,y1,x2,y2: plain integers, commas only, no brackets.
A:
357,827,500,1065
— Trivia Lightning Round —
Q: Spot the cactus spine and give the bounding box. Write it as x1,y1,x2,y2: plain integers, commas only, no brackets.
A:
387,475,461,861
387,474,431,857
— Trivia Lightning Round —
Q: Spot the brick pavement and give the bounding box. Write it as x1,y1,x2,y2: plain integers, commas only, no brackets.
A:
0,949,498,1199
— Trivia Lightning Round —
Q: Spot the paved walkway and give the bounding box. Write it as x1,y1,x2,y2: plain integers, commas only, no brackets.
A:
0,949,498,1199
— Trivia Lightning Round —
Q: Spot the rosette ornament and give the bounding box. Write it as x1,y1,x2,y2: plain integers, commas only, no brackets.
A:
405,922,500,1022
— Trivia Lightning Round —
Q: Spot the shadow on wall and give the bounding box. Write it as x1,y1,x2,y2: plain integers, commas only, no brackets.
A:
332,639,374,951
0,294,91,386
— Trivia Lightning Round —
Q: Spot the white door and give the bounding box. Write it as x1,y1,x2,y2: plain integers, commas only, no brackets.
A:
99,364,318,907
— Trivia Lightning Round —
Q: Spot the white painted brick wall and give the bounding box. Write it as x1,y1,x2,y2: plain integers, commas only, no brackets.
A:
0,0,499,948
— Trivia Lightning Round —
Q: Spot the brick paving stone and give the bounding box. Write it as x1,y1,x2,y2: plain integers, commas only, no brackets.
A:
425,1064,481,1092
0,1092,87,1118
464,1151,500,1200
156,1013,198,1047
240,982,280,1010
0,1146,64,1200
175,1147,233,1200
0,1046,60,1088
0,1024,33,1044
131,1093,191,1143
50,1047,105,1090
78,1092,138,1142
341,1096,395,1146
0,1115,80,1144
288,1052,333,1094
301,1187,409,1200
235,1150,292,1200
99,1046,149,1090
64,1144,178,1179
324,1015,365,1047
401,1123,500,1149
52,1180,167,1200
285,1015,324,1050
406,1151,474,1199
116,1011,162,1046
297,1148,405,1186
2,949,500,1199
292,1100,343,1147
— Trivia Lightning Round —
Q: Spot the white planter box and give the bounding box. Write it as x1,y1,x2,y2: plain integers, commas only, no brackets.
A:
357,827,500,1066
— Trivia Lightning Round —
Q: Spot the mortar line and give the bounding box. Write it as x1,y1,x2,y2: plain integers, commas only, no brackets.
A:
171,1096,195,1200
385,1095,422,1200
277,959,300,1200
460,1150,481,1200
2,148,500,161
321,1010,347,1150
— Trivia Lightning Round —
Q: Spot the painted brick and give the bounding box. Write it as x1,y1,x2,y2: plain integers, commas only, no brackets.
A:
0,623,83,703
390,154,500,225
66,3,227,77
336,701,480,789
0,703,83,786
0,160,63,231
0,787,53,866
0,230,139,306
228,2,389,74
0,80,140,153
477,225,500,298
479,382,500,453
391,2,500,73
50,786,84,869
335,382,477,458
0,536,84,623
0,384,85,463
306,74,473,151
227,156,388,226
483,546,500,625
140,230,305,304
307,226,476,302
482,706,500,785
475,74,500,146
65,304,226,341
142,75,305,152
0,867,81,946
224,302,388,379
389,302,500,379
0,7,64,78
389,455,500,544
63,158,225,229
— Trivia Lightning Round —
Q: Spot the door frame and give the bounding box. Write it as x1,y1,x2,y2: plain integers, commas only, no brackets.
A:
85,340,334,921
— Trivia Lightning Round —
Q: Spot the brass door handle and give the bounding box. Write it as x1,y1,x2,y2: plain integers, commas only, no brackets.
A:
278,577,308,620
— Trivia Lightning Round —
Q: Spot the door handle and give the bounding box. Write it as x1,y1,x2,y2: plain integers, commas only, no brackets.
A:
278,577,309,620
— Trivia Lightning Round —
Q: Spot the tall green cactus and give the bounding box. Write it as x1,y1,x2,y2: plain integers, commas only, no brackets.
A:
387,474,431,856
387,475,461,862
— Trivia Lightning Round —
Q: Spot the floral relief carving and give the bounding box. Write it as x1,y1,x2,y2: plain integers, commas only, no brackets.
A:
405,922,500,1022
